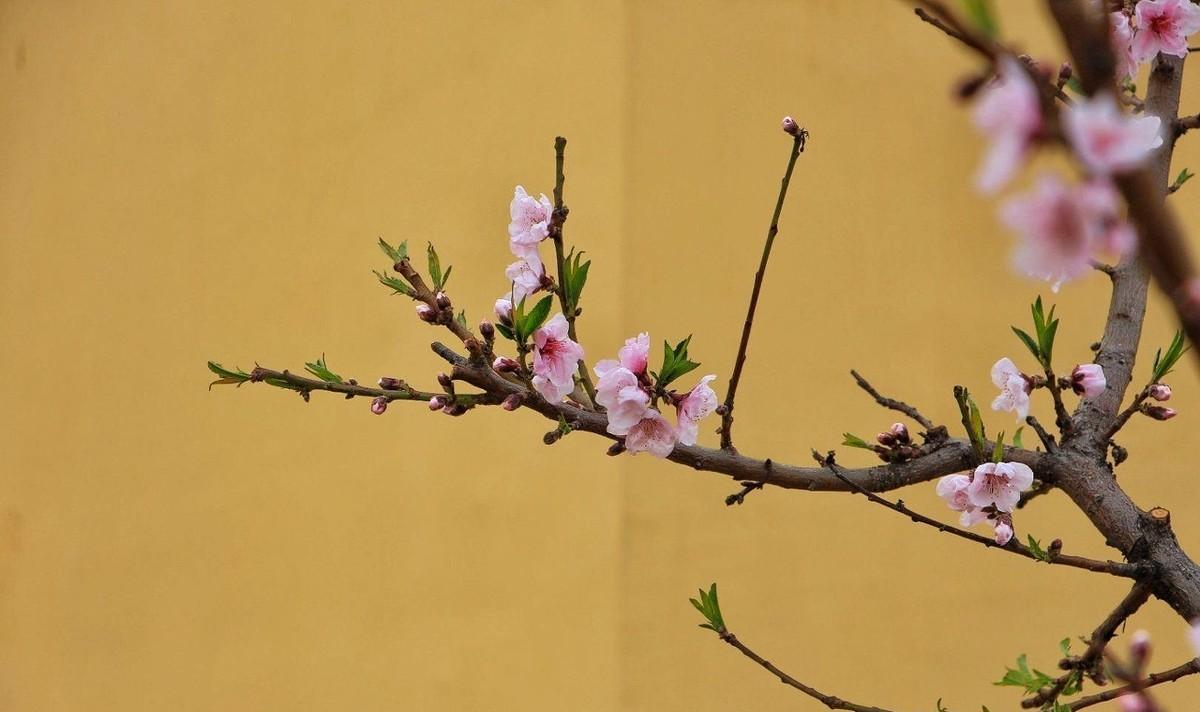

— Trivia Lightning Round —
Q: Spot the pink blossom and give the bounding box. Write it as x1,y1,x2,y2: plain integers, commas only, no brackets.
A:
1063,94,1163,175
1111,12,1138,82
505,252,544,303
508,186,553,257
1071,363,1107,398
1133,0,1200,63
1119,694,1152,712
991,357,1031,421
972,57,1042,193
993,520,1014,546
675,375,718,446
531,314,584,402
1149,383,1172,401
967,461,1034,512
1002,175,1135,291
595,366,652,436
624,410,677,458
596,332,650,378
937,474,973,513
370,396,388,415
1189,619,1200,657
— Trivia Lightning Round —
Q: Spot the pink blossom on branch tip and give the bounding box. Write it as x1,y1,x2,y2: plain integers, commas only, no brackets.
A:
1132,0,1200,63
1063,94,1163,176
972,57,1042,194
1149,383,1172,401
508,186,554,257
505,252,545,303
1071,363,1107,398
531,314,584,402
967,461,1034,513
993,520,1014,546
991,357,1031,421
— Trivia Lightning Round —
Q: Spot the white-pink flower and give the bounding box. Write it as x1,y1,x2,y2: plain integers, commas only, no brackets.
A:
624,410,677,458
993,520,1015,546
991,357,1031,421
531,314,584,402
675,375,718,446
1002,175,1135,291
937,474,975,519
967,461,1034,513
1063,94,1163,175
494,296,513,323
594,366,651,436
1071,363,1107,398
596,333,650,378
508,186,554,257
505,252,544,303
1133,0,1200,63
972,57,1043,194
1111,12,1139,82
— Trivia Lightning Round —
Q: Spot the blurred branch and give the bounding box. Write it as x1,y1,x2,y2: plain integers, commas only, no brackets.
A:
1067,659,1200,710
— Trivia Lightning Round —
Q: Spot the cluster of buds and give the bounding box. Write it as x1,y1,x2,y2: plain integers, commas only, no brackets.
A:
415,291,453,324
427,394,467,417
873,422,921,462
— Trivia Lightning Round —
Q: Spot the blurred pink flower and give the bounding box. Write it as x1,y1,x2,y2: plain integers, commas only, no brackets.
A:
1063,94,1163,175
1111,12,1138,82
972,57,1042,193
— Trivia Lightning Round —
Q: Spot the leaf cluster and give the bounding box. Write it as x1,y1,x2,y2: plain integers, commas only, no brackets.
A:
1012,297,1058,370
689,583,726,633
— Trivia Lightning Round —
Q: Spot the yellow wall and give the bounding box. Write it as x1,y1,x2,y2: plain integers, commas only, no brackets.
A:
2,2,1199,710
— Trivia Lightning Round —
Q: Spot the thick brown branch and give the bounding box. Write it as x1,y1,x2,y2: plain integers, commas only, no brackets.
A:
718,631,899,712
1022,581,1153,709
720,129,807,450
849,369,937,432
1067,659,1200,711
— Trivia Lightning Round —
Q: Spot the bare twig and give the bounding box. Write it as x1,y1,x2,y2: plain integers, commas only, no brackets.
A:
817,452,1139,578
245,366,494,407
1067,659,1200,710
850,369,937,431
1025,415,1057,452
548,137,598,409
1043,368,1073,434
725,480,764,506
1022,581,1154,709
720,128,807,450
1176,113,1200,136
718,630,899,712
1106,386,1152,440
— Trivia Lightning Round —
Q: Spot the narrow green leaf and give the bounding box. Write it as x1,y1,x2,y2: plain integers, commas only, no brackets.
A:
377,237,408,263
495,322,515,341
992,431,1005,463
304,354,342,383
842,433,876,450
968,395,986,446
1027,536,1051,562
959,0,999,38
374,269,413,297
1012,426,1024,449
1059,638,1071,657
426,242,443,291
440,264,453,290
522,295,554,340
1011,327,1041,362
1171,167,1195,193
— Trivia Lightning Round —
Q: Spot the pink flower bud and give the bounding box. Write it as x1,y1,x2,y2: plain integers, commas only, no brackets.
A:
1129,629,1151,667
876,431,896,446
1071,364,1107,398
993,521,1014,546
781,116,800,136
370,396,388,415
416,304,437,323
494,298,513,325
502,393,522,411
435,291,451,309
428,395,447,411
479,321,495,341
492,356,520,373
889,422,910,444
437,373,453,390
1149,383,1172,401
1145,405,1177,421
377,377,403,390
1119,693,1152,712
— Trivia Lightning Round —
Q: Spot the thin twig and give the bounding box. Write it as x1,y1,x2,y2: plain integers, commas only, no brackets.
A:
1022,581,1154,709
718,630,899,712
818,453,1140,578
1025,415,1057,452
725,480,764,506
549,137,598,409
850,369,937,431
1106,386,1151,440
1176,113,1200,136
1067,659,1200,710
245,366,493,406
719,129,807,450
1043,368,1073,435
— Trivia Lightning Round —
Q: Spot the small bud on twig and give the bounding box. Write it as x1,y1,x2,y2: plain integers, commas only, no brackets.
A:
444,403,468,417
435,291,451,309
416,304,437,323
607,442,626,456
1148,383,1172,401
370,396,388,415
1143,405,1177,421
781,116,800,136
492,356,520,373
377,377,404,391
437,373,453,390
479,321,495,342
502,393,522,411
889,422,910,444
428,395,448,411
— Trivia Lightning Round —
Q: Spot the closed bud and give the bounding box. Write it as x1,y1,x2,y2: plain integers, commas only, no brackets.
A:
1048,539,1063,557
607,442,626,456
781,116,800,136
889,422,910,444
502,393,523,411
1057,62,1072,85
1144,405,1177,421
437,373,453,390
876,431,897,446
494,298,514,326
428,395,447,411
416,304,437,322
1148,383,1172,401
377,377,403,390
1129,630,1151,668
1071,364,1107,398
479,321,495,341
370,396,388,415
492,356,520,373
435,291,451,309
444,403,468,417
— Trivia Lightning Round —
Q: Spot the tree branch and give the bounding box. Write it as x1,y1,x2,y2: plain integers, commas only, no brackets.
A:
850,369,938,432
720,128,807,450
717,630,899,712
1067,658,1200,711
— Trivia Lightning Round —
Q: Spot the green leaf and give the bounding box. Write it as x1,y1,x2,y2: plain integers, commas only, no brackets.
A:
377,237,408,263
1152,330,1188,382
514,295,554,343
1171,167,1194,193
495,322,515,341
1012,427,1024,449
992,431,1005,463
207,361,251,389
1011,327,1041,362
1065,76,1084,95
960,0,998,38
657,336,701,388
426,242,443,291
690,582,726,633
562,249,592,314
1058,638,1071,657
303,354,342,383
995,653,1056,693
842,433,876,450
373,269,414,297
440,264,453,290
456,309,467,329
968,395,986,446
1027,536,1051,562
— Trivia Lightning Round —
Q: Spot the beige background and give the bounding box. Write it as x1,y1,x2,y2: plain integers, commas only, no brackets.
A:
2,1,1199,710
